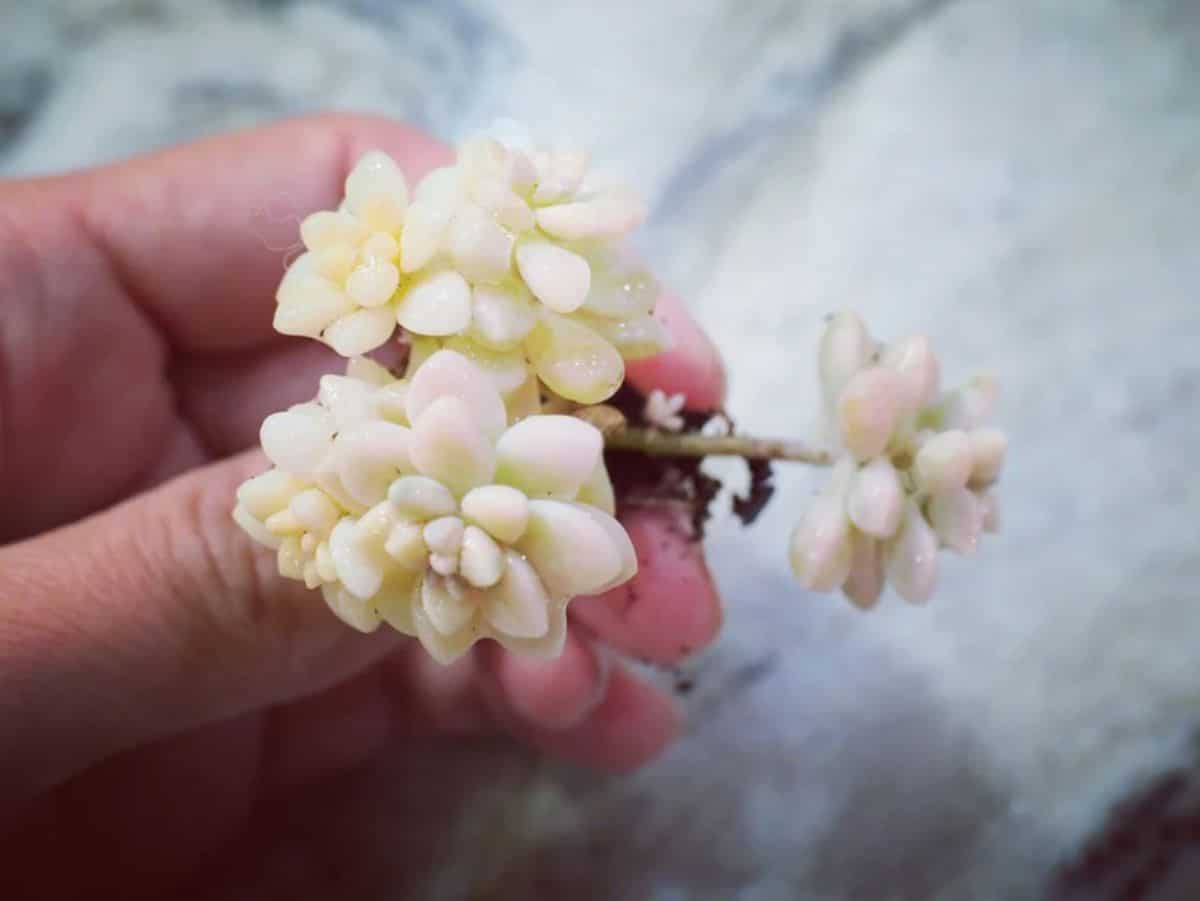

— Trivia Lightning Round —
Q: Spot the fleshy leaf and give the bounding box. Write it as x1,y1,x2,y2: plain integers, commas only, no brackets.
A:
409,397,497,497
517,499,624,597
495,415,603,499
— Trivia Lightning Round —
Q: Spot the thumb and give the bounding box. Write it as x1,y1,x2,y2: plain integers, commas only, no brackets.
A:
0,451,399,808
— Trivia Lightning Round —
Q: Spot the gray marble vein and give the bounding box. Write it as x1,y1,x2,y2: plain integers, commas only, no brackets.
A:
3,0,1199,898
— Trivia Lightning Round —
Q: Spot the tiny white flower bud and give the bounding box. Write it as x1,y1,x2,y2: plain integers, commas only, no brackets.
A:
846,457,904,539
789,493,853,592
913,429,973,496
644,389,686,432
837,367,904,460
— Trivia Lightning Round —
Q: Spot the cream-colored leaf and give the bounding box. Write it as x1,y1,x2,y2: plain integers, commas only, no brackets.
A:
423,515,465,556
372,570,419,634
412,602,478,665
503,373,542,422
409,397,497,496
260,404,334,474
575,459,616,514
345,259,401,308
459,525,505,589
525,313,624,404
318,374,376,432
579,248,658,319
460,484,529,544
495,599,568,659
515,240,590,313
321,584,383,633
420,572,477,636
446,204,515,283
495,415,603,499
387,475,457,520
576,504,637,593
468,284,538,350
329,516,390,600
405,349,507,441
384,520,428,571
443,337,530,394
344,150,408,218
233,504,280,549
288,488,341,536
394,269,472,337
275,275,355,338
482,551,550,639
236,469,306,520
517,499,623,598
345,355,395,386
300,210,368,252
398,200,445,274
323,306,397,356
334,421,414,508
576,312,670,361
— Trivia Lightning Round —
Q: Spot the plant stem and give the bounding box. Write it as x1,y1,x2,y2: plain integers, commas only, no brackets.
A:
606,427,834,465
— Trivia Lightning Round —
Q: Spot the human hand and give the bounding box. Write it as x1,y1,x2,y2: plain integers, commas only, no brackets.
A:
0,115,725,898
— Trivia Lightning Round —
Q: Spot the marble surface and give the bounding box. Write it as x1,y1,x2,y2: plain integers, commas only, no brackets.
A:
3,0,1200,898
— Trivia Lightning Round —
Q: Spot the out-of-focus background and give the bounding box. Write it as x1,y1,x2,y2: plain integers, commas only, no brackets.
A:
3,1,1199,898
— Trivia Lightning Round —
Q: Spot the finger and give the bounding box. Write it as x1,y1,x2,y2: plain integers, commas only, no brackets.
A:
569,509,722,664
173,340,347,458
498,663,680,772
57,113,451,354
0,450,402,811
478,628,610,732
625,292,726,410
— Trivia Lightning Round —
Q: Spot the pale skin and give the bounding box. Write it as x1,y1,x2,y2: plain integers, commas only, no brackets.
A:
0,115,726,897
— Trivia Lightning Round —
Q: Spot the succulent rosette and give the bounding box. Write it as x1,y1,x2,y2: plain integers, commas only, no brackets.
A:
789,313,1007,607
273,136,668,406
234,350,635,663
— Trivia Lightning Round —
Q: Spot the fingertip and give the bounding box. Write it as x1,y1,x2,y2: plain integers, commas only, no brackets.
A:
537,664,681,772
482,630,609,732
626,293,726,410
571,509,723,664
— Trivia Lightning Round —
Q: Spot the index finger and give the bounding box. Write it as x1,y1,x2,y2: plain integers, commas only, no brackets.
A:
65,113,451,353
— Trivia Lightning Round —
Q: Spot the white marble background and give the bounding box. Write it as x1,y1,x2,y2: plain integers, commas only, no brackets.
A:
3,1,1199,898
